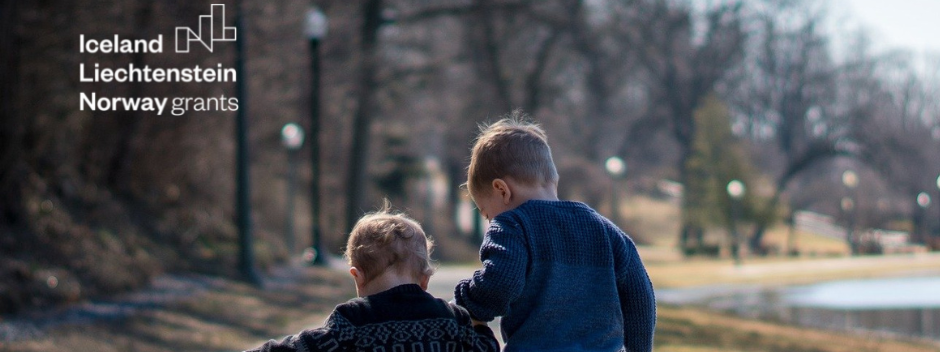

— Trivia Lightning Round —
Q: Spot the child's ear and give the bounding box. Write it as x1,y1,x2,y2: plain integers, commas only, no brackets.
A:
418,275,430,291
492,178,512,204
349,267,366,288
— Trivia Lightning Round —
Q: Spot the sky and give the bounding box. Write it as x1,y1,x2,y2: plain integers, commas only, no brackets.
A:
834,0,940,56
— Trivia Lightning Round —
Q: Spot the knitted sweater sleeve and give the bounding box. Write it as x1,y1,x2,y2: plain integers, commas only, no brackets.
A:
448,302,501,352
243,328,336,352
243,312,352,352
454,215,528,322
468,324,501,352
613,230,656,352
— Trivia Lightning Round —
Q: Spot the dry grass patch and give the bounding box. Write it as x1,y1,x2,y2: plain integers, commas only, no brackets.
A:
622,196,682,247
622,195,852,257
1,266,355,352
656,305,940,352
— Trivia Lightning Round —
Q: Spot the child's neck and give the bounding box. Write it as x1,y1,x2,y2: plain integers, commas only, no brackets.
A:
510,182,559,208
357,270,423,297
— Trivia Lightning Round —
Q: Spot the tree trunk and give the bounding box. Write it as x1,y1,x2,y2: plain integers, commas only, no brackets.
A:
473,0,513,112
344,0,383,233
446,159,465,238
0,0,23,226
106,2,151,191
676,114,695,251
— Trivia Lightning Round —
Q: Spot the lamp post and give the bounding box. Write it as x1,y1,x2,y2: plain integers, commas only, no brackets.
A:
281,123,304,253
605,157,627,227
935,174,940,241
234,0,261,285
423,157,439,238
840,196,854,251
727,180,745,265
305,7,327,265
917,192,931,244
842,170,858,255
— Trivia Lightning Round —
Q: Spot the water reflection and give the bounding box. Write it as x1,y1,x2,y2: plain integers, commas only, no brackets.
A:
658,276,940,341
789,276,940,309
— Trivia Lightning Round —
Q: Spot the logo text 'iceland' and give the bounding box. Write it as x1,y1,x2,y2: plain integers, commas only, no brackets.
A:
176,4,235,53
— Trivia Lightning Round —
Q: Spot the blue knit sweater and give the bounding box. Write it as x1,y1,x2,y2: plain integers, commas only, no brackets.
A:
454,200,656,352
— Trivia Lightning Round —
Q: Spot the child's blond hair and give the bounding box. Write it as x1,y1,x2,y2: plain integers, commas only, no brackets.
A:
344,205,435,283
466,110,559,201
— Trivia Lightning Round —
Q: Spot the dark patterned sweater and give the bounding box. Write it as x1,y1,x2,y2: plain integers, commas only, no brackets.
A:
455,200,656,352
246,284,499,352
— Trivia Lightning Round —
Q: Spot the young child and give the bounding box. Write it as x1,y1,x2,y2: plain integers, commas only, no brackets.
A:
247,207,499,352
454,112,656,351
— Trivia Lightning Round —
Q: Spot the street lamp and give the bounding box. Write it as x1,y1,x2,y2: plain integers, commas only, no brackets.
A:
727,179,745,265
840,197,854,213
305,7,327,265
917,192,931,244
281,123,304,253
305,7,328,40
605,156,627,227
842,170,858,255
842,170,858,189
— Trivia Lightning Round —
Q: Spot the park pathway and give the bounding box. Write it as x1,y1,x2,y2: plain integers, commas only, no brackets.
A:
427,265,504,345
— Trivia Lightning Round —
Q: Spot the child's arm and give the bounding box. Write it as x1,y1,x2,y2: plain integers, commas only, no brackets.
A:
454,216,528,321
243,312,351,352
450,301,501,351
613,231,656,352
245,334,306,352
465,320,501,351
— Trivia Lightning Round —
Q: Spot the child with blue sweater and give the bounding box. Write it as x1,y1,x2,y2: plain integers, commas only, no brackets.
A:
454,112,656,351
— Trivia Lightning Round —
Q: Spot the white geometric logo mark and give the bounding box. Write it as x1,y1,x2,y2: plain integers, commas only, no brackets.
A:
175,4,236,53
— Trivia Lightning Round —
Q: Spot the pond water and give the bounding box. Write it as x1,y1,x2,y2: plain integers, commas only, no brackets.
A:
657,276,940,341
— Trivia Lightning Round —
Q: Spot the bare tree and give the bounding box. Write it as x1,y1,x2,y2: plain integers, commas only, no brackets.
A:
727,1,851,253
623,0,747,250
849,49,940,245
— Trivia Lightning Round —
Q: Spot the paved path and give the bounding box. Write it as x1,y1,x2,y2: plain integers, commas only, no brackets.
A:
427,265,473,299
428,265,504,345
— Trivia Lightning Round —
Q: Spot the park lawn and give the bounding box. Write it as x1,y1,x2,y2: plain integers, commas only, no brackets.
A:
1,266,356,352
622,194,850,257
622,195,682,247
2,263,938,352
760,225,850,256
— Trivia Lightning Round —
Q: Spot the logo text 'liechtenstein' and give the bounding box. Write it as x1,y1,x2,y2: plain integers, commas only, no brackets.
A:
176,4,236,53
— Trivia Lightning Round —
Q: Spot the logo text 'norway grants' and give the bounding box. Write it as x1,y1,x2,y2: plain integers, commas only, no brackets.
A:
176,4,236,53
